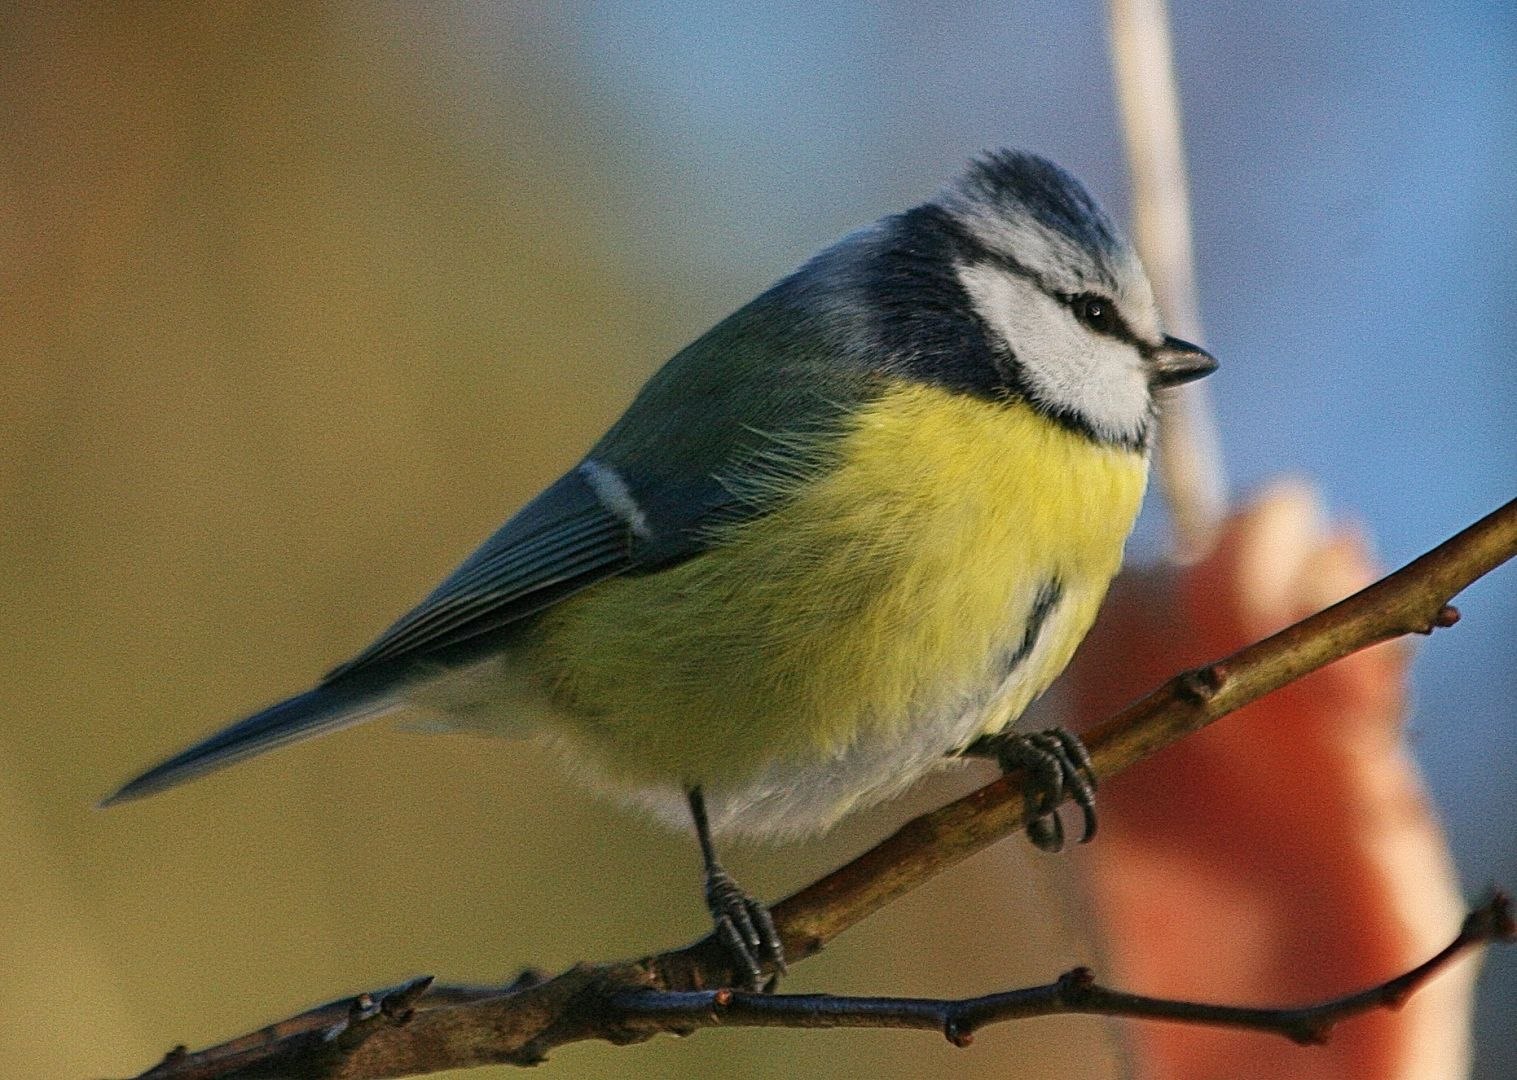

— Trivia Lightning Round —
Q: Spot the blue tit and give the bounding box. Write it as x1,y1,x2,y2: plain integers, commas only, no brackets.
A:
105,150,1216,988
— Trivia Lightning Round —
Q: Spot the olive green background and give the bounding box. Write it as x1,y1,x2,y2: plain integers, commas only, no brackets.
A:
1,8,1115,1077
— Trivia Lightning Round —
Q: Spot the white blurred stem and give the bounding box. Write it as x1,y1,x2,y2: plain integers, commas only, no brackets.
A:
1109,0,1227,561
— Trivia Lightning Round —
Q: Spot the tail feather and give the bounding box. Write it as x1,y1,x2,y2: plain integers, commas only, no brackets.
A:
100,680,400,807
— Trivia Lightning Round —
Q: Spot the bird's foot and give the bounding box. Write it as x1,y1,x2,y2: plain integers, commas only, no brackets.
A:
704,866,786,991
967,727,1098,853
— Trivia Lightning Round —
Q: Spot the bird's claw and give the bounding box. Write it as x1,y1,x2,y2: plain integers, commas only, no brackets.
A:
974,727,1098,853
705,867,786,991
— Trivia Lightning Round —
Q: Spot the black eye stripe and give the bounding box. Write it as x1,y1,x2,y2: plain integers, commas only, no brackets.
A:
1062,292,1137,343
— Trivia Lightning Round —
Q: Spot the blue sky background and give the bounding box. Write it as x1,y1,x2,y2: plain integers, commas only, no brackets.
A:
465,0,1516,1067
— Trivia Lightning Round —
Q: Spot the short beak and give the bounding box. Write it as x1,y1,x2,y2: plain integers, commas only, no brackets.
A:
1145,335,1218,388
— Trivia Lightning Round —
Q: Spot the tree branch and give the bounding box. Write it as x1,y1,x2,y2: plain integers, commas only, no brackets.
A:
612,892,1511,1046
121,496,1517,1079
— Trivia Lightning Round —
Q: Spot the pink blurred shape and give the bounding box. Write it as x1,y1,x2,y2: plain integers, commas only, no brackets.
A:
1073,482,1475,1079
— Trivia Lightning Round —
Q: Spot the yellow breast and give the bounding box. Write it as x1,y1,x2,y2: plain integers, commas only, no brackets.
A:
532,382,1149,787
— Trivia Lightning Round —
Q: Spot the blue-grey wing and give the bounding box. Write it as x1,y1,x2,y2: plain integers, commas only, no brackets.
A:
322,465,670,681
105,465,739,805
322,449,769,681
326,274,884,683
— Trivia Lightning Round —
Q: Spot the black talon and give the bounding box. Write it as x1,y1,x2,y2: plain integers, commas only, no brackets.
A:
688,787,786,990
963,726,1099,852
751,900,787,976
1025,808,1065,852
1049,727,1098,843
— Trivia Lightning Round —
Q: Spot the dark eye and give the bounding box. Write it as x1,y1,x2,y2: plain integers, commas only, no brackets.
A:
1071,293,1117,335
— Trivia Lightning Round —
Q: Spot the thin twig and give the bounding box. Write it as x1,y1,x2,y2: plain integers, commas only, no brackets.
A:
1109,0,1228,558
610,891,1512,1046
118,495,1517,1079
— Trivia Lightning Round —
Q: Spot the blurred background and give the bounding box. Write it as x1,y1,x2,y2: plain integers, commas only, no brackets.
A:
1,3,1511,1077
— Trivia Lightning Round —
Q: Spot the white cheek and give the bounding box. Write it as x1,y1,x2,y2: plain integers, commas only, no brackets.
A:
957,264,1151,445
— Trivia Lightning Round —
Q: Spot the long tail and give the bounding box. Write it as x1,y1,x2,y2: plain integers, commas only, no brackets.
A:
99,678,400,807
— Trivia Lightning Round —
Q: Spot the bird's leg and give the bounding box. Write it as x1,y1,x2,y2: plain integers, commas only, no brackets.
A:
687,786,786,991
962,727,1098,853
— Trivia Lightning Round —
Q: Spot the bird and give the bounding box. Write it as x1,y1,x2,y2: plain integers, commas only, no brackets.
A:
104,150,1216,989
